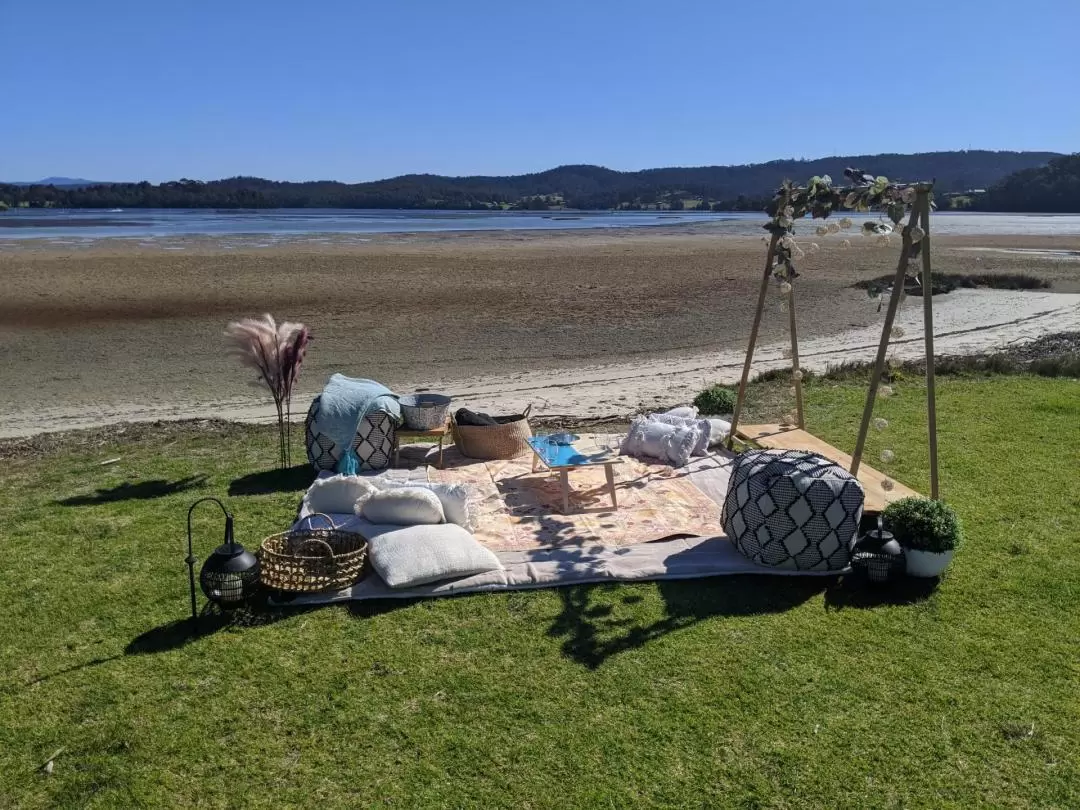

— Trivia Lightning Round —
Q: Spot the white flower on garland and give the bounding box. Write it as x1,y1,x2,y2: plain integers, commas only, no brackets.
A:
881,478,895,492
892,326,906,338
841,239,851,248
793,369,804,381
879,384,894,398
783,205,795,217
880,449,895,463
873,417,889,430
909,226,925,243
816,225,829,237
780,235,796,250
902,187,916,203
839,217,853,230
809,242,820,253
789,386,797,396
877,234,892,247
827,222,841,234
779,216,793,228
780,281,793,294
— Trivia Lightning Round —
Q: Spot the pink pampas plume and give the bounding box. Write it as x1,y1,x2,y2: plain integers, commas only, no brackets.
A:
226,314,312,468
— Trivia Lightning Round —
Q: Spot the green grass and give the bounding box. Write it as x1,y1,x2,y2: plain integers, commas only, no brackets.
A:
2,376,1079,808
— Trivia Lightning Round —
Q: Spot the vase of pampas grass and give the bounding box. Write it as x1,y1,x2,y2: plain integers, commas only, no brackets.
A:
226,314,311,469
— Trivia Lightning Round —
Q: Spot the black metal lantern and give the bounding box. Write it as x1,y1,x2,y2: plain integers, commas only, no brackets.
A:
851,517,906,584
186,497,260,620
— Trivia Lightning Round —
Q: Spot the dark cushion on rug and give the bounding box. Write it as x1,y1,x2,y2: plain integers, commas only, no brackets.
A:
720,449,864,571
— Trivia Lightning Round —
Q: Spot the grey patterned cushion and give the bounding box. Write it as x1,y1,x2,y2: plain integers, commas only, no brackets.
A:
721,449,864,571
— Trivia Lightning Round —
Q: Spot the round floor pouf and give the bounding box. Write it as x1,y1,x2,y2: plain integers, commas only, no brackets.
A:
721,449,864,571
304,395,397,472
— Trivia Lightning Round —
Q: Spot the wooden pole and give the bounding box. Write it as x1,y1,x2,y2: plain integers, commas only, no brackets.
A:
919,189,940,499
849,205,922,477
787,284,805,429
727,231,780,448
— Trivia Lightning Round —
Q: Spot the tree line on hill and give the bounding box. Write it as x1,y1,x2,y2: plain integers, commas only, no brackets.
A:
0,150,1069,212
971,153,1080,213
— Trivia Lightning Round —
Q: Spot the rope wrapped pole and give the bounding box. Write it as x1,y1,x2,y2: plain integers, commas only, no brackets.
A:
727,231,780,448
849,204,922,477
919,189,940,499
787,284,805,429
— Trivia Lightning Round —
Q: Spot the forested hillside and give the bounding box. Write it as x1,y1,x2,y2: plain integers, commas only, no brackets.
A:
974,153,1080,212
0,150,1060,211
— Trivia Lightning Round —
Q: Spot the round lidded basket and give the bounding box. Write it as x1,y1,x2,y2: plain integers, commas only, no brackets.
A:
259,513,368,593
399,393,452,431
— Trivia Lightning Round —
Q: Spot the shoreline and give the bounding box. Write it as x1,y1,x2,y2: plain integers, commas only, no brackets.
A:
2,228,1078,440
2,288,1076,439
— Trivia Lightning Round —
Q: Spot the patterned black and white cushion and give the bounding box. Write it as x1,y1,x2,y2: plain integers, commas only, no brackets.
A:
721,449,864,571
304,395,397,472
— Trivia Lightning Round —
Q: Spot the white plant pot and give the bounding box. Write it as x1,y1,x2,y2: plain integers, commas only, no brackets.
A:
904,548,955,578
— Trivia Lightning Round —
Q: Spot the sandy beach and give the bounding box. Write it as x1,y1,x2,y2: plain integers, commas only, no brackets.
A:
1,225,1078,438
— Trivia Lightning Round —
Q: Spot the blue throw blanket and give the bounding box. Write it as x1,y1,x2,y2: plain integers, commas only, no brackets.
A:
316,375,401,474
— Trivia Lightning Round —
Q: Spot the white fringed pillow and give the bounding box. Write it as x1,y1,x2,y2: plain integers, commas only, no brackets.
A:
359,486,445,526
663,425,700,467
380,480,473,529
623,416,671,461
302,474,378,514
647,412,712,456
367,524,503,588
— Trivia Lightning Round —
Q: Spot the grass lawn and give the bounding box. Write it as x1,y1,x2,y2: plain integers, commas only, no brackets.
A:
1,375,1078,808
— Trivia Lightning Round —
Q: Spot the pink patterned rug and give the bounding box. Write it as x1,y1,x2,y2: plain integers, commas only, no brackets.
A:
428,436,724,552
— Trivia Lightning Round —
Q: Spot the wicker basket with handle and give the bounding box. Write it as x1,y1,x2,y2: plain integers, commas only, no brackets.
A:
452,405,533,460
259,513,368,593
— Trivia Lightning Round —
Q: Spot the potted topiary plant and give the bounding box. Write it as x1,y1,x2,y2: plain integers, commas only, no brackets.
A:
882,497,962,577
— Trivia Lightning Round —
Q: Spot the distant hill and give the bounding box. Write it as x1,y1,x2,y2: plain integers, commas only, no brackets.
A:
974,153,1080,213
5,177,106,187
0,151,1062,210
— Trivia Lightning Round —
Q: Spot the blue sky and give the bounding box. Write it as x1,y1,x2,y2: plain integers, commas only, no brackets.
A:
3,0,1077,182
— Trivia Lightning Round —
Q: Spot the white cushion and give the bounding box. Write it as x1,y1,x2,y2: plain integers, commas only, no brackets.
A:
663,425,701,467
302,474,378,514
706,418,731,446
623,416,674,460
366,524,503,588
664,406,698,420
647,412,712,455
380,480,473,529
359,487,445,526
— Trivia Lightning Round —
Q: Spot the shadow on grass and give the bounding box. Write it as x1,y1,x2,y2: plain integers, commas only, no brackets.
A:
228,464,313,496
56,475,208,506
550,573,831,670
823,574,939,610
125,597,317,656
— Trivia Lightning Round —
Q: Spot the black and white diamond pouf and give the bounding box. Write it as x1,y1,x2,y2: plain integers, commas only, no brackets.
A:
720,449,864,571
304,395,397,472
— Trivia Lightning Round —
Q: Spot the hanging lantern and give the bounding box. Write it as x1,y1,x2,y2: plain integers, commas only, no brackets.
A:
851,517,905,584
186,497,260,620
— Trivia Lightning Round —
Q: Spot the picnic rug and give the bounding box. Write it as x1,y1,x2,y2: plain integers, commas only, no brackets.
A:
428,441,726,552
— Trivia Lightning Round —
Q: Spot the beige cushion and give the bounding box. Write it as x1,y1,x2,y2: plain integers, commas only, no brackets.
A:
359,486,445,526
367,524,503,588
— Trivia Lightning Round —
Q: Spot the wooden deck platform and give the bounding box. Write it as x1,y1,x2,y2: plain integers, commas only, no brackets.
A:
735,424,919,514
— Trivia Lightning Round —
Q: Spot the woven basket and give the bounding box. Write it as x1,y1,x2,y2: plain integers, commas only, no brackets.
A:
259,513,368,593
453,405,533,460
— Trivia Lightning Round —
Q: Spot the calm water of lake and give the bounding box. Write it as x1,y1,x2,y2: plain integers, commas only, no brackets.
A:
1,207,1079,242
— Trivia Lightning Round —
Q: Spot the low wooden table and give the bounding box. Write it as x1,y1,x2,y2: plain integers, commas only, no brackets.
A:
393,420,452,468
527,436,623,513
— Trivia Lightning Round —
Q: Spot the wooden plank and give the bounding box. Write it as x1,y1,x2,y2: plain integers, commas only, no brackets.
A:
735,424,920,514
